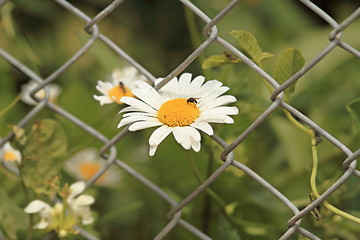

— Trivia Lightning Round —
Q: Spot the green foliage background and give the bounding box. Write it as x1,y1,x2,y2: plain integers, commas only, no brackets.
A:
0,0,359,239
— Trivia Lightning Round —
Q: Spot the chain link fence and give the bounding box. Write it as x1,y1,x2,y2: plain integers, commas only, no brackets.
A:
0,0,359,239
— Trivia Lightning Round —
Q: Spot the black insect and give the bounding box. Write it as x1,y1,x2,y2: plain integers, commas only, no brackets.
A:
119,82,126,93
223,51,237,61
187,97,199,104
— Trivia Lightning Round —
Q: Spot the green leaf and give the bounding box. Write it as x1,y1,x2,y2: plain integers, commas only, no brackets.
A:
202,54,241,69
22,119,68,192
230,30,272,65
0,187,28,239
273,48,305,100
258,52,274,63
346,98,360,132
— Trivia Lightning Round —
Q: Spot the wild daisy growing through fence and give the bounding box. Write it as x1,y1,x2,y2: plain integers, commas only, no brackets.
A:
118,73,238,156
65,148,121,186
94,67,148,105
20,79,61,105
0,141,22,164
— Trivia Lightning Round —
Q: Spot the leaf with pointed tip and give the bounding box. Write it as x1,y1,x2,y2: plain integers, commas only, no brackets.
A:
231,30,265,64
273,48,305,100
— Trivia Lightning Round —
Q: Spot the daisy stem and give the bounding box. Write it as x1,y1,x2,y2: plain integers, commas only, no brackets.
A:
186,152,244,230
284,108,360,224
186,152,227,208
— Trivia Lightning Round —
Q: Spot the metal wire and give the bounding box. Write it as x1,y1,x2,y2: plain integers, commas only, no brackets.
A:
0,0,359,239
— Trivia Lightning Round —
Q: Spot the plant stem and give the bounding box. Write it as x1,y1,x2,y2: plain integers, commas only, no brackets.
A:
310,134,360,224
283,108,360,224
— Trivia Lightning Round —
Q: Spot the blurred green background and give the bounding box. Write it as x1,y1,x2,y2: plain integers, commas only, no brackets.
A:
0,0,360,239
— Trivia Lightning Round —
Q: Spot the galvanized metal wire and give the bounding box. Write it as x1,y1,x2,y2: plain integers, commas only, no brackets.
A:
0,0,359,239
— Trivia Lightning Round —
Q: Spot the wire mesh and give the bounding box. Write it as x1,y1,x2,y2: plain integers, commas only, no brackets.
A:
0,0,359,239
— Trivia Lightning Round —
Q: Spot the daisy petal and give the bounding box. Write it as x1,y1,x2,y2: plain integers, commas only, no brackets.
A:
132,81,164,109
200,86,230,103
119,106,139,113
190,138,201,152
149,125,173,146
178,73,192,89
200,95,237,110
120,97,157,115
197,114,234,124
118,115,158,129
201,106,239,116
122,112,156,118
199,80,223,94
173,127,191,150
94,95,113,105
149,145,158,156
129,121,163,131
186,126,201,142
190,75,205,89
190,122,214,135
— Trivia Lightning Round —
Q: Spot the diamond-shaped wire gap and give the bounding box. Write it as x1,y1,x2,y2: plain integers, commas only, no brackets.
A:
28,2,99,98
86,0,200,81
68,0,155,82
84,0,125,34
329,7,360,57
210,134,319,240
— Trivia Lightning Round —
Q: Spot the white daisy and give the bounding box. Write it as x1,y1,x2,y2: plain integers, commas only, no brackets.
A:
117,73,238,156
0,142,22,164
94,67,148,105
20,80,61,105
65,148,121,186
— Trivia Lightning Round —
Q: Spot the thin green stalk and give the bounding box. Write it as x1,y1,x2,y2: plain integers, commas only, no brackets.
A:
310,134,360,224
186,151,262,229
283,109,360,224
0,96,19,117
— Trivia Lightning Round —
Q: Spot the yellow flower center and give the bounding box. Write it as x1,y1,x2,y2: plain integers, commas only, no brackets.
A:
79,162,106,183
108,85,134,104
4,151,16,162
157,98,200,127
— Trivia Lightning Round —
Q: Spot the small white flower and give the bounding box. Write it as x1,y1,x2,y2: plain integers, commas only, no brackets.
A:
65,148,121,186
20,80,61,105
94,67,148,105
118,73,238,156
67,181,95,225
0,142,21,164
24,200,53,229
